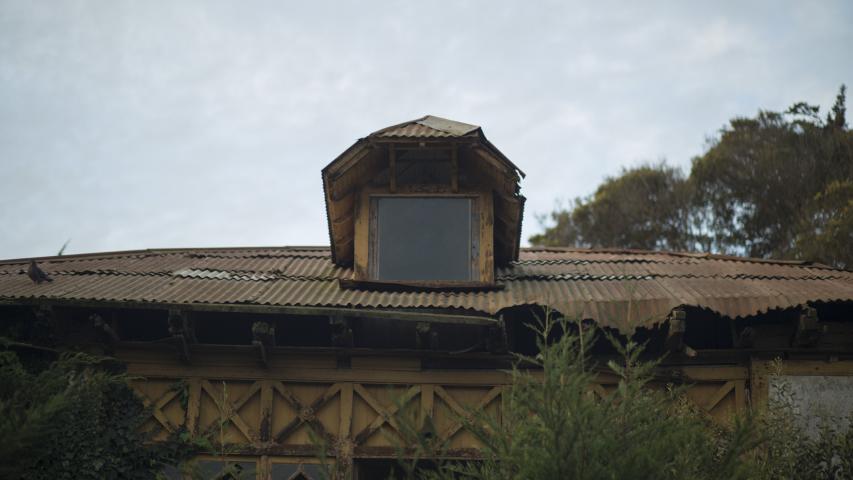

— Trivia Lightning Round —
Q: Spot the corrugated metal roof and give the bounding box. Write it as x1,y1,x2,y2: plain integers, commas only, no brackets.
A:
371,115,480,138
2,247,852,333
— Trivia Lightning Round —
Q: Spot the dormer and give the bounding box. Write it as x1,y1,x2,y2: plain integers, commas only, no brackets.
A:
322,115,525,288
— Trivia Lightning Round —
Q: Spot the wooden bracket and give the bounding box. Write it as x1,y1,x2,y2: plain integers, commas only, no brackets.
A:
730,319,756,349
31,305,55,344
253,341,268,368
792,306,824,348
486,316,508,353
91,313,119,351
415,322,439,350
172,334,191,364
168,309,197,344
251,321,276,346
330,316,354,348
666,308,696,357
251,321,275,368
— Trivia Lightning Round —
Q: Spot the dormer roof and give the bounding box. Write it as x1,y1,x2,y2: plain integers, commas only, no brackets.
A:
372,115,480,138
322,115,525,267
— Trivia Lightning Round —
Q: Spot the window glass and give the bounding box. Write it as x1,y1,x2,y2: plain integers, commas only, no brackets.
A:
195,460,257,479
373,197,474,281
270,463,325,479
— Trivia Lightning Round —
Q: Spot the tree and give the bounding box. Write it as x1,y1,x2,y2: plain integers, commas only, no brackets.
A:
0,346,194,480
690,85,851,261
530,163,693,251
532,85,853,267
376,315,853,480
380,314,762,480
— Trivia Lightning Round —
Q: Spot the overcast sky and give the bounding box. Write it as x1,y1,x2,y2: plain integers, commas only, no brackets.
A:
1,0,851,259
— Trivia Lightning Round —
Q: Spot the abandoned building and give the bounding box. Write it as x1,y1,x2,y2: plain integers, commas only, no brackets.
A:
1,115,852,479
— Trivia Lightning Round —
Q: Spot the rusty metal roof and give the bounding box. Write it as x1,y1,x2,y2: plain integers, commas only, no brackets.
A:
2,247,852,333
370,115,481,138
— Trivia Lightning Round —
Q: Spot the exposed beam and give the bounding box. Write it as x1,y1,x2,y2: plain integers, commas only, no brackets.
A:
6,298,499,327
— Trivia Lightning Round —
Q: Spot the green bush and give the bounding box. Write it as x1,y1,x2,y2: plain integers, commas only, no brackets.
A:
377,315,852,480
0,346,193,480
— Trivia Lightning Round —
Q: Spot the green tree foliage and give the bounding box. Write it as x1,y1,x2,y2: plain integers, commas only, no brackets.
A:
376,315,853,480
532,85,853,267
0,347,193,480
529,163,692,251
377,315,759,480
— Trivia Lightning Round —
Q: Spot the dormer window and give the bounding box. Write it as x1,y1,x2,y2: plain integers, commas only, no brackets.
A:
322,115,525,290
370,196,477,281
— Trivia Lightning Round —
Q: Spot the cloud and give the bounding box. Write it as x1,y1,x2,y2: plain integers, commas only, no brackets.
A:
1,0,851,257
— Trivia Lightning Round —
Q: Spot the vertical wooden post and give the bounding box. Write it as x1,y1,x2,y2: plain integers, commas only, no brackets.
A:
420,384,435,427
734,379,746,410
259,380,273,443
185,378,202,436
338,383,354,480
389,145,397,193
258,455,270,480
339,382,353,439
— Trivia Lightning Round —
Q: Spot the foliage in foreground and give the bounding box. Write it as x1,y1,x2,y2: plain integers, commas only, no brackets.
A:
368,315,853,480
0,346,194,480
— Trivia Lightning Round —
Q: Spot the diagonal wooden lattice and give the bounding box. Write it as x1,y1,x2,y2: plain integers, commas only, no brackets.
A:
352,384,421,445
434,386,503,441
700,380,743,413
139,387,180,433
200,380,262,443
273,382,341,443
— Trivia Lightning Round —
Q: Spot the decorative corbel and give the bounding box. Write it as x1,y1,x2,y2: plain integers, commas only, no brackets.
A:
31,304,55,345
91,313,119,352
666,308,696,357
730,319,756,349
415,322,439,351
252,320,276,368
791,306,824,348
486,315,508,354
330,316,354,348
167,309,193,363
